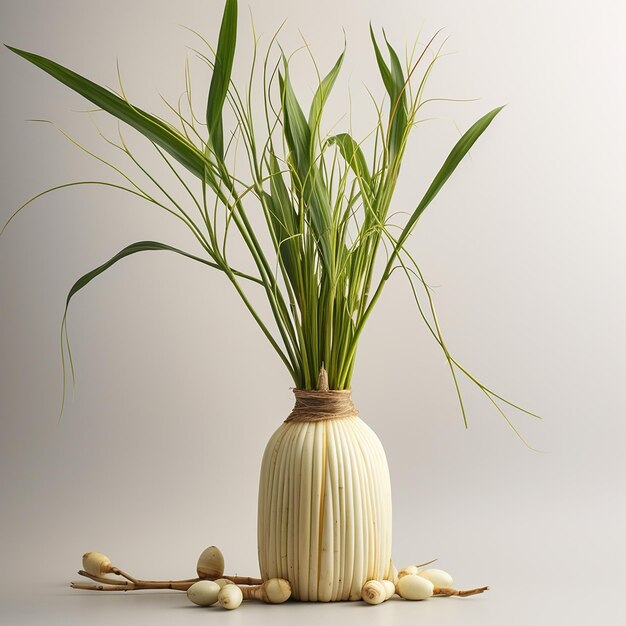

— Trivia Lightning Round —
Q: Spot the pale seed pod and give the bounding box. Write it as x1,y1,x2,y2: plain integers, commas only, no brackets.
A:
397,574,434,600
418,568,453,588
398,565,418,578
361,580,386,605
186,580,220,606
218,584,243,609
382,579,396,600
82,552,113,577
241,578,291,604
196,546,225,579
214,578,234,589
258,578,291,604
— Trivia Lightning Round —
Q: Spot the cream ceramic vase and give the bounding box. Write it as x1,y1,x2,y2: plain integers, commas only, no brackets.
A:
257,389,393,601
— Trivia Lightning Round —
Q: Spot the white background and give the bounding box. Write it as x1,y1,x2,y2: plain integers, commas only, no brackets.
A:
1,0,625,624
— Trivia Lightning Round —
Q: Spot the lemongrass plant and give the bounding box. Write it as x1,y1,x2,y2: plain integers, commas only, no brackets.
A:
4,0,535,429
5,0,537,603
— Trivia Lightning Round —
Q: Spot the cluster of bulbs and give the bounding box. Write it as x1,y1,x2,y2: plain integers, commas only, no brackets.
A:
73,546,289,610
72,547,488,610
361,563,489,605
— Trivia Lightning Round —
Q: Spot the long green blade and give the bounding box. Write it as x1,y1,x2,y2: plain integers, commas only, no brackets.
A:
5,45,207,179
388,106,504,272
206,0,237,159
280,68,335,273
280,66,312,174
66,241,218,308
369,25,393,94
383,33,408,160
328,133,372,191
308,49,344,155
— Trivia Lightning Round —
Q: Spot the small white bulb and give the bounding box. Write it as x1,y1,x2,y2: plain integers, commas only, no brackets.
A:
218,584,243,609
261,578,292,603
214,578,234,589
398,565,418,578
418,568,453,588
187,580,220,606
397,574,434,600
361,580,386,605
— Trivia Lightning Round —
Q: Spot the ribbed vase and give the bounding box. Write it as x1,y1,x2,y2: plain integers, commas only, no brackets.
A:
257,390,393,601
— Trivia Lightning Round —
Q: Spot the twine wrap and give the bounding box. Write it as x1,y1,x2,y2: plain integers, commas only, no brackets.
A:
285,389,358,423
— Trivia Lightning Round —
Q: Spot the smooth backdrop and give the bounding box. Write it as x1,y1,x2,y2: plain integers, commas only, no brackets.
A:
1,1,624,624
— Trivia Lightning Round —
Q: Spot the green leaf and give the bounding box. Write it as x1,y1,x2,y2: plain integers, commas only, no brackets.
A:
388,106,505,273
328,133,371,191
206,0,238,160
280,67,334,273
383,33,408,160
264,191,300,291
368,29,409,160
283,71,333,245
308,49,344,154
5,45,207,179
280,67,312,175
369,25,393,95
266,155,304,289
268,154,297,237
65,241,223,309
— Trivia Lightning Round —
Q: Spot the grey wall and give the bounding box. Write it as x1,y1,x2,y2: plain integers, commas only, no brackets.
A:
1,1,624,624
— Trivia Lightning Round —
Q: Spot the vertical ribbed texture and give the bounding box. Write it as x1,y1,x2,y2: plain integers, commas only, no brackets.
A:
257,416,393,601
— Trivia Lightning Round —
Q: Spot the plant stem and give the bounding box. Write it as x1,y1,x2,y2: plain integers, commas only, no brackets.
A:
433,585,490,597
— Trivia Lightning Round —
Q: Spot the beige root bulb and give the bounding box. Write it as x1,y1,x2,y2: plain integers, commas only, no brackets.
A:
81,552,137,584
196,546,225,579
398,565,419,578
361,580,386,605
418,568,453,588
218,584,243,609
82,552,113,577
396,574,434,600
186,580,220,606
241,578,292,604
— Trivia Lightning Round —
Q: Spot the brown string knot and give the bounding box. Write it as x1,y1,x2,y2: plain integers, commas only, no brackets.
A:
285,389,358,423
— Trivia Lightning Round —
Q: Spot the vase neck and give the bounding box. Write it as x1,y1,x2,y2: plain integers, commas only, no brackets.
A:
285,389,358,423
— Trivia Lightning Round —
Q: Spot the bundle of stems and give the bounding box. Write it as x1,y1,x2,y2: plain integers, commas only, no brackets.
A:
4,0,538,433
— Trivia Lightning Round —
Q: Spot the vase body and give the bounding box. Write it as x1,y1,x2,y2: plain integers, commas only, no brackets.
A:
257,400,392,601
